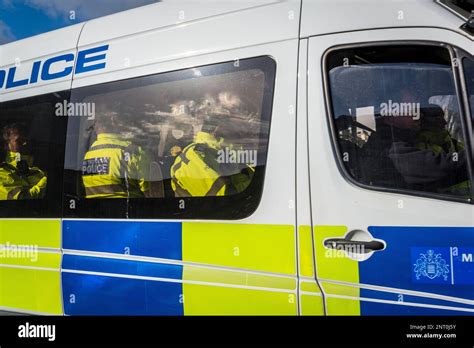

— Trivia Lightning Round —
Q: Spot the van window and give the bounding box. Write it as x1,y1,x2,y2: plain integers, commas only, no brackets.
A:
63,56,276,219
326,45,471,201
0,92,68,217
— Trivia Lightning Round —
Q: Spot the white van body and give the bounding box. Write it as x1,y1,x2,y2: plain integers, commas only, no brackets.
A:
0,0,472,316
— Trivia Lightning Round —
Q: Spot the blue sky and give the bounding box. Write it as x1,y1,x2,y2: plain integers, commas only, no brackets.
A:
0,0,160,44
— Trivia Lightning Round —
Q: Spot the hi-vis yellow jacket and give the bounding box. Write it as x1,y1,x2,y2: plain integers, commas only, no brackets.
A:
0,152,47,200
170,131,252,197
82,133,151,198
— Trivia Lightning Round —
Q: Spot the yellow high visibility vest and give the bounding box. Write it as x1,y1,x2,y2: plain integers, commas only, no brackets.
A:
0,152,47,200
82,133,151,199
170,132,252,197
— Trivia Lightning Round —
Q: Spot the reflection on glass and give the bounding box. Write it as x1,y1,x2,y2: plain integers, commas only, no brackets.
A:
65,65,269,199
328,45,471,199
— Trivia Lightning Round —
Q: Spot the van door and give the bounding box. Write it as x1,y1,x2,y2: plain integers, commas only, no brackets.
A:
307,28,474,315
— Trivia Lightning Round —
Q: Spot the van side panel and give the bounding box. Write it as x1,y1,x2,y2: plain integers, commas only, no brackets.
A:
62,221,297,315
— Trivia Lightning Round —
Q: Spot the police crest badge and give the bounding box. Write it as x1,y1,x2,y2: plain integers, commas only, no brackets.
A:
413,249,450,281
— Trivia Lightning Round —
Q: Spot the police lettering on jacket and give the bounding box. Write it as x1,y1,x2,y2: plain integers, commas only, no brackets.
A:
0,45,109,91
82,157,111,176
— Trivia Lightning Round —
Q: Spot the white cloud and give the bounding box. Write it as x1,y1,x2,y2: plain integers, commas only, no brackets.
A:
24,0,159,21
0,20,15,45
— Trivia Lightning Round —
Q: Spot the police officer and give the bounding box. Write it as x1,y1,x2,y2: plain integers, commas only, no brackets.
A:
388,106,469,196
170,93,254,197
0,123,47,200
82,111,153,198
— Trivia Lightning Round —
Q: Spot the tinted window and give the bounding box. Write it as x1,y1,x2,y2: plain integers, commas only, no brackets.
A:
0,92,69,217
326,45,471,201
63,57,275,219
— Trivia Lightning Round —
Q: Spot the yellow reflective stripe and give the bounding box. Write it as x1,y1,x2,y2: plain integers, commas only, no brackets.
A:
171,145,222,197
178,151,190,165
182,223,296,275
205,176,227,196
300,280,320,293
84,184,126,196
183,283,297,315
0,267,62,314
183,266,296,290
300,295,324,315
170,151,187,173
89,144,128,151
298,225,314,277
0,251,60,268
0,220,60,249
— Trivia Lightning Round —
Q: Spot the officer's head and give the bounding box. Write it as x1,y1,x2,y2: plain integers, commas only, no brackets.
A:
419,106,446,131
93,110,124,135
2,123,29,153
382,114,420,131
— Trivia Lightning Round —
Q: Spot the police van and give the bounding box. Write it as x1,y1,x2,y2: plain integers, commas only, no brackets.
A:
0,0,473,316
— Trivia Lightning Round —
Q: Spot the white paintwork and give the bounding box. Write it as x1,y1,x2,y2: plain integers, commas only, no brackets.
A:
0,24,84,102
301,0,468,38
72,0,301,88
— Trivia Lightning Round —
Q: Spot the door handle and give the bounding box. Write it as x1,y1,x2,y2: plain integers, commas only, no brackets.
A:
323,229,386,260
324,238,385,252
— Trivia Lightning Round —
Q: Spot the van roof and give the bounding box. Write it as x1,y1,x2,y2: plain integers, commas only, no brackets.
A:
0,0,468,50
301,0,467,38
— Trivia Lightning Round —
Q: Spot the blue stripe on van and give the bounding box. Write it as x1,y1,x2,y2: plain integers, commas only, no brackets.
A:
360,227,474,301
62,254,183,280
62,220,182,260
62,272,184,315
